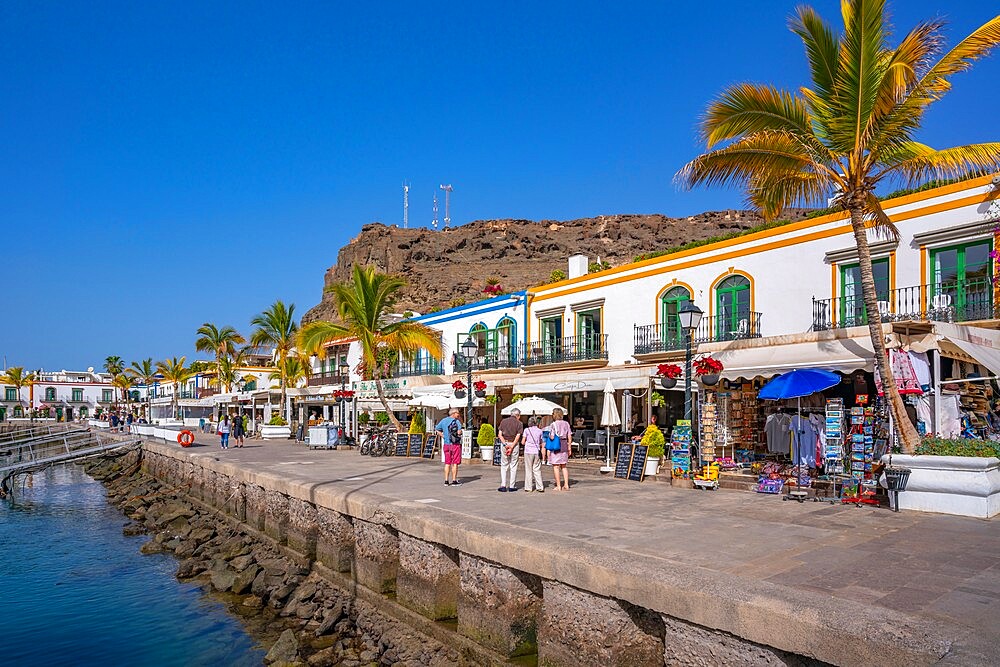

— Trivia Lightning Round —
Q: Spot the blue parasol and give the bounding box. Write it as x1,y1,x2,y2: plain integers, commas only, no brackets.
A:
758,369,842,400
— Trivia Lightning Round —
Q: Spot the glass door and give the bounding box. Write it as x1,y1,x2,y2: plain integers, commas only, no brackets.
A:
660,287,690,349
840,259,889,326
715,276,751,340
932,241,992,321
541,317,562,362
577,309,602,357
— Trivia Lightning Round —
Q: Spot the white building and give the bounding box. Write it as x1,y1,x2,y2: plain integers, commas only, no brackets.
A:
1,367,115,421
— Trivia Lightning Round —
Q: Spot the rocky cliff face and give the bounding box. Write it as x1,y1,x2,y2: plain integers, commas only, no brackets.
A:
303,209,812,323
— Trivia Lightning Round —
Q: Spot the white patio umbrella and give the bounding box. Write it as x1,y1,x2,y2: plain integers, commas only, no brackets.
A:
600,379,621,473
407,394,453,410
501,395,563,416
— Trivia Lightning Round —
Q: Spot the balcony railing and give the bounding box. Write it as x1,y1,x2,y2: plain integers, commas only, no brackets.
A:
455,346,518,372
812,280,994,330
392,359,444,378
519,335,609,367
634,313,764,355
307,372,349,387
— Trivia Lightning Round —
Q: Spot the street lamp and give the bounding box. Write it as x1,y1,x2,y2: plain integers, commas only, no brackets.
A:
460,336,478,427
338,361,351,428
678,301,704,426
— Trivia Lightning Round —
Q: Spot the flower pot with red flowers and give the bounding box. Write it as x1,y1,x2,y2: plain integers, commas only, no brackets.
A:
656,363,683,389
473,380,487,398
452,380,467,399
694,356,724,386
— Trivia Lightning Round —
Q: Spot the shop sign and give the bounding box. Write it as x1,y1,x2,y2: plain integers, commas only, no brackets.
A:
352,378,410,399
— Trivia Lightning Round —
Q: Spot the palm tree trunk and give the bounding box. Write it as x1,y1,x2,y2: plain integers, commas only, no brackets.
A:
374,377,404,431
849,207,920,453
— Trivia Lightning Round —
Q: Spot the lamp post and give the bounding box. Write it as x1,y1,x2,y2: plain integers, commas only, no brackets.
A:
338,361,350,427
460,336,478,428
678,301,704,426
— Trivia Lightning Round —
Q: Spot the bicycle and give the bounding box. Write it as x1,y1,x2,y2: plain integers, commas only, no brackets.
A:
370,426,397,457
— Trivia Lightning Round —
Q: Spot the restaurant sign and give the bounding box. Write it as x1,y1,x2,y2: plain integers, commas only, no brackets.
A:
352,378,411,399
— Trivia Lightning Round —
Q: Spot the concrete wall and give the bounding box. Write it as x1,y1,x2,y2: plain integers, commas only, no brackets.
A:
139,441,956,667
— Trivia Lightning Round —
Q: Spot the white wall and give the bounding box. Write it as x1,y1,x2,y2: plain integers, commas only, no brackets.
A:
527,177,999,365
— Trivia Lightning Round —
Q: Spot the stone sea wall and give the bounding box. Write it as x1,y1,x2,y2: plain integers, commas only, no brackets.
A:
91,442,955,666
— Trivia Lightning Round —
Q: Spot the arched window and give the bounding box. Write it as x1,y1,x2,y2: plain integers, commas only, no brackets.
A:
660,286,692,345
496,317,517,366
470,323,488,359
715,275,752,340
45,387,56,401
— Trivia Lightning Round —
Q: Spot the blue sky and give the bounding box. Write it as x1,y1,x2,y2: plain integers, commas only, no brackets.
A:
2,1,998,370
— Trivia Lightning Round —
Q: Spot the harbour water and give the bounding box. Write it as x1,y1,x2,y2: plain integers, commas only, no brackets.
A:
0,464,264,666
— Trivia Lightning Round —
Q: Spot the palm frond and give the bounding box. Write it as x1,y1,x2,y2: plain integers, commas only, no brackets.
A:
678,131,828,190
789,5,841,105
747,170,832,221
298,320,351,358
912,14,1000,102
863,191,899,242
700,83,816,150
883,142,1000,184
826,0,888,157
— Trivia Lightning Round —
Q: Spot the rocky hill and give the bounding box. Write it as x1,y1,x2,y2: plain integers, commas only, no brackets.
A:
303,209,812,323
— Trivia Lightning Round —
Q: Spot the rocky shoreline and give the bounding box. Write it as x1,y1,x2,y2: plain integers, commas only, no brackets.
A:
84,450,463,666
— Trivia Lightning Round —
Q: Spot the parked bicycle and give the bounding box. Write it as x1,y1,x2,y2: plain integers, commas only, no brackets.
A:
359,425,395,456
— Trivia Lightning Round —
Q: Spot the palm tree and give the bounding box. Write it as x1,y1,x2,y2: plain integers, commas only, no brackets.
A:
270,356,308,391
195,323,246,388
127,358,158,422
299,265,443,431
216,348,248,393
250,301,298,420
156,356,193,422
104,355,124,409
0,366,36,418
113,374,133,415
678,0,1000,453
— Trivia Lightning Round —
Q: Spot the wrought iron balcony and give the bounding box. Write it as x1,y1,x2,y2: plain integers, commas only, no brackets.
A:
392,359,444,378
634,313,763,355
454,346,518,372
519,335,609,367
812,279,993,330
307,371,349,387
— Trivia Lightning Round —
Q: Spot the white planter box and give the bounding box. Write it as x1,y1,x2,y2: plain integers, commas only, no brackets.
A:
881,454,1000,519
261,425,291,440
480,445,494,462
645,456,661,477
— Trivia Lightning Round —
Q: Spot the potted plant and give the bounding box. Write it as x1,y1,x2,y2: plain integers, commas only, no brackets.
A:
452,380,467,399
694,356,724,386
261,414,291,440
358,411,371,427
641,424,666,476
473,380,487,398
477,421,496,462
408,411,426,435
656,363,682,389
651,391,667,409
374,411,390,427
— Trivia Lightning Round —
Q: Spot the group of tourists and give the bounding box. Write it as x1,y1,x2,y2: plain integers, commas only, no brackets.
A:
434,407,573,491
217,413,248,449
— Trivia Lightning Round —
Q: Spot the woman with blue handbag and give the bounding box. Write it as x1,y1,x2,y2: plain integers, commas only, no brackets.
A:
545,407,573,491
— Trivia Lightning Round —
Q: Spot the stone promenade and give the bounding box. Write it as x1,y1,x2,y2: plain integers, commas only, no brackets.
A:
151,433,1000,665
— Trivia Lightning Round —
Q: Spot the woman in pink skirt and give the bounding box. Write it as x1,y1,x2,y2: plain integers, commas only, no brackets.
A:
547,407,573,491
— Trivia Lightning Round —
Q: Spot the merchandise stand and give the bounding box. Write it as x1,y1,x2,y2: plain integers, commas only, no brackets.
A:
822,398,845,503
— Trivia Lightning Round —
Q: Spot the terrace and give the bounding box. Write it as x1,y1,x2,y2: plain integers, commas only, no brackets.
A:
634,313,764,357
519,334,609,369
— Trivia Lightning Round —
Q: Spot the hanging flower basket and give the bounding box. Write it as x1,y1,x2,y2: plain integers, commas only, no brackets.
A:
454,389,467,399
473,380,487,398
660,377,678,389
453,380,467,399
694,356,724,387
656,363,682,389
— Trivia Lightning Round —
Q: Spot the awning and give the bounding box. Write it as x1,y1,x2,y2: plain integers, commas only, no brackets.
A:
511,366,654,394
932,323,1000,376
713,337,875,380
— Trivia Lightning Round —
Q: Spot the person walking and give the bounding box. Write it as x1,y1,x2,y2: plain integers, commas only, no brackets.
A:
219,415,231,449
547,407,573,491
522,416,545,493
231,410,245,447
435,408,464,486
497,408,524,492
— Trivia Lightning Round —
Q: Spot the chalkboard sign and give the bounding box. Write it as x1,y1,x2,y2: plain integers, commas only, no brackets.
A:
394,433,409,457
614,443,633,479
628,445,648,482
492,441,502,466
422,434,438,459
408,433,423,457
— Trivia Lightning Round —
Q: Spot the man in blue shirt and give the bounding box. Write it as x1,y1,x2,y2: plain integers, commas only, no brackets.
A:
435,408,463,486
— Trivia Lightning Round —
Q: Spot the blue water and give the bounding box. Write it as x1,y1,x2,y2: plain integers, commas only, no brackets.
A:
0,465,264,666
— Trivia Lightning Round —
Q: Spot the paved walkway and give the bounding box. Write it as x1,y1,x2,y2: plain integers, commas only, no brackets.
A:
178,433,999,660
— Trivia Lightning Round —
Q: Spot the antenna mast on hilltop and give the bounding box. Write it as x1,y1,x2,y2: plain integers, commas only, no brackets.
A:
432,194,439,229
440,184,453,228
402,182,409,228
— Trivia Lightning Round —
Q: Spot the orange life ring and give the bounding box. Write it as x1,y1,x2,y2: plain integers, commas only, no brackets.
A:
178,430,195,447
